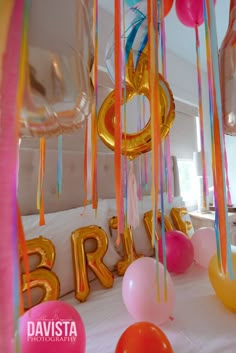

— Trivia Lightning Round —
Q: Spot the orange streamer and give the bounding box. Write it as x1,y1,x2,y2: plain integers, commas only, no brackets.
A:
213,98,227,272
114,0,123,243
83,118,88,207
37,138,46,225
147,1,161,245
92,0,98,210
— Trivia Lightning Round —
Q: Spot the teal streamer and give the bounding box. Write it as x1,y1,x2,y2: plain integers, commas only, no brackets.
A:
125,9,146,63
135,32,148,66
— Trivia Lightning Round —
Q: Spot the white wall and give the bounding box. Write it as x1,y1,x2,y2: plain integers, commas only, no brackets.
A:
225,136,236,204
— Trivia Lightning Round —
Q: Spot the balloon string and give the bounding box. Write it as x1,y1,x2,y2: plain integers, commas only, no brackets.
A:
16,0,29,121
158,0,167,299
194,25,208,209
37,138,46,226
203,0,222,271
148,0,161,300
203,0,221,269
57,135,63,197
160,143,168,300
207,0,233,278
142,96,149,191
123,0,128,229
114,0,124,244
165,136,172,202
91,0,98,210
83,117,89,208
158,0,172,204
203,0,233,277
137,96,143,200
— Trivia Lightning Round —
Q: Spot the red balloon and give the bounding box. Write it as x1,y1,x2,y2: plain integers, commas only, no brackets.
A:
164,0,174,18
158,230,194,274
115,322,173,353
175,0,217,28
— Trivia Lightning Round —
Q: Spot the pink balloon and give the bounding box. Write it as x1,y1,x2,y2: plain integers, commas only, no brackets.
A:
158,230,194,274
175,0,216,28
191,227,217,268
19,301,86,353
122,257,175,325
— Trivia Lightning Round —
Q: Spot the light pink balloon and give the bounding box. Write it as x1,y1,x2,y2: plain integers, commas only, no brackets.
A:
19,301,86,353
191,227,217,268
122,257,175,325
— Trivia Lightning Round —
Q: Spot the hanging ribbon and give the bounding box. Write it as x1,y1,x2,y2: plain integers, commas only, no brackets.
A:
158,0,173,204
114,0,124,244
202,0,221,267
148,0,161,300
203,0,233,278
91,0,98,210
57,135,63,197
17,204,31,312
83,117,89,206
194,24,208,209
158,0,168,300
37,138,46,226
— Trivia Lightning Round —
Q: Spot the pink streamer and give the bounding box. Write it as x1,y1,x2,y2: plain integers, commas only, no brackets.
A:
127,161,139,229
86,115,92,201
0,0,24,352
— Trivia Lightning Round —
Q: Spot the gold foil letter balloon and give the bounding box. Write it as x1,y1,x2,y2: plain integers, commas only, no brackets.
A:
219,0,236,135
19,236,60,311
20,0,94,137
109,216,142,276
71,225,114,302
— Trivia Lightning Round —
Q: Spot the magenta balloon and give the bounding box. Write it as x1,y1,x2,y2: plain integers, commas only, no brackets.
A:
122,257,175,325
158,230,194,274
19,301,86,353
175,0,216,28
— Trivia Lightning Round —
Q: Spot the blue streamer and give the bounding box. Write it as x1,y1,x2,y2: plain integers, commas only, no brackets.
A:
125,0,142,6
135,32,148,66
124,8,146,63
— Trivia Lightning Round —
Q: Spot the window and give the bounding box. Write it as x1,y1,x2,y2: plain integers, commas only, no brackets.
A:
177,158,197,208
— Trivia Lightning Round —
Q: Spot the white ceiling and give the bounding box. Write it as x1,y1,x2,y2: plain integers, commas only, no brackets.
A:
98,0,230,71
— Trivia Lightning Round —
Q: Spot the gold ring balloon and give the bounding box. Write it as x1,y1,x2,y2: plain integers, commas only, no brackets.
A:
98,48,175,159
